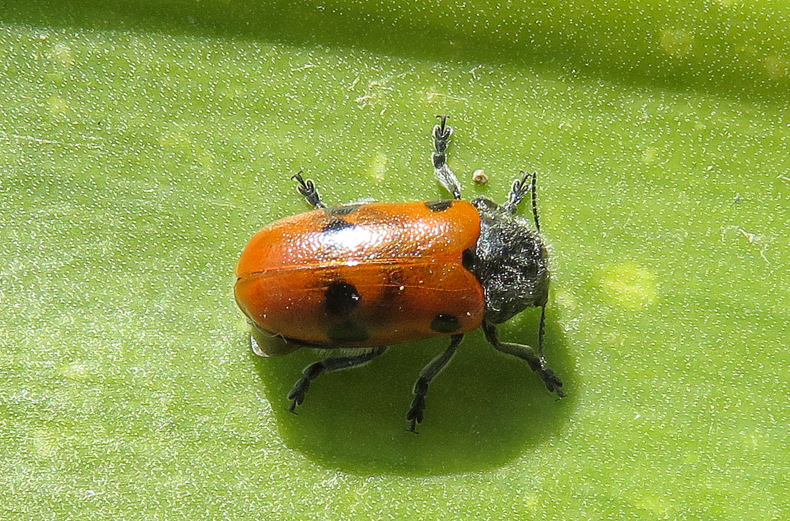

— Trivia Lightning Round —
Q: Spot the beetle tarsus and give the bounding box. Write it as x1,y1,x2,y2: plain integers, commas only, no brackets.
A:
503,171,541,231
287,377,311,412
291,171,326,209
405,394,425,433
432,115,462,200
539,366,565,397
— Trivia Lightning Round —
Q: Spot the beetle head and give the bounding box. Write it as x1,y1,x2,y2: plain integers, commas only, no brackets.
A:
467,197,549,324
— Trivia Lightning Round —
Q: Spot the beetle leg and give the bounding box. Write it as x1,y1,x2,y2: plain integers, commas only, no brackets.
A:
406,334,464,433
504,172,541,232
291,171,326,209
432,115,462,200
538,304,547,355
482,321,564,397
287,346,388,412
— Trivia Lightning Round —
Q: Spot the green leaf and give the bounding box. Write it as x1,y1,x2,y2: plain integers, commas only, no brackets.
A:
1,1,788,519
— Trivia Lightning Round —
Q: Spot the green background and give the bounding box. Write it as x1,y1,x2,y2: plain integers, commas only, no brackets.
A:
1,0,788,518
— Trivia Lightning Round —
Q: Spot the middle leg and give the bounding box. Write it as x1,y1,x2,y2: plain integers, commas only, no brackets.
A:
406,334,464,432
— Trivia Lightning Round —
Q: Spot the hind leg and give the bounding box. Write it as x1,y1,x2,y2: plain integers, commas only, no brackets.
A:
288,346,388,412
291,172,326,209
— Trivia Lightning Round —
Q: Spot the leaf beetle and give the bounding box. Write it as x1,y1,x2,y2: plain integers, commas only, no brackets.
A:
235,116,564,432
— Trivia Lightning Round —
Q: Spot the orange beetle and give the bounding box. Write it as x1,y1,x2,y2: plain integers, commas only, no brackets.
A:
235,117,563,432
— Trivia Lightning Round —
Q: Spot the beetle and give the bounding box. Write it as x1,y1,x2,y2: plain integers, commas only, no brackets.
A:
235,116,564,432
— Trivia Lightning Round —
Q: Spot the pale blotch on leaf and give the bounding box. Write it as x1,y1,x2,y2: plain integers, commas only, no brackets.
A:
47,43,74,66
199,148,215,169
368,152,388,182
640,147,659,164
32,429,58,458
554,287,578,311
599,261,657,309
634,493,672,516
762,55,789,80
47,95,69,115
659,29,694,58
160,132,191,150
59,362,89,381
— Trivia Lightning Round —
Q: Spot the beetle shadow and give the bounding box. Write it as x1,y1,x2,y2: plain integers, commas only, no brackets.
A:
251,310,575,477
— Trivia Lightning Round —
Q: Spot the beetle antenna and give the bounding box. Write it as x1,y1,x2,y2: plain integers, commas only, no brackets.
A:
530,172,540,233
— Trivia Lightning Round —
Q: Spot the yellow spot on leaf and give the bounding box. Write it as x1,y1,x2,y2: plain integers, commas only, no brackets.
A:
59,362,89,380
368,152,388,181
47,95,69,115
31,429,58,458
160,132,191,149
599,261,657,309
660,29,694,57
763,55,789,80
640,147,659,164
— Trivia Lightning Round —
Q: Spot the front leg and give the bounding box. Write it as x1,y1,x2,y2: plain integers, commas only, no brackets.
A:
503,171,541,232
482,321,564,397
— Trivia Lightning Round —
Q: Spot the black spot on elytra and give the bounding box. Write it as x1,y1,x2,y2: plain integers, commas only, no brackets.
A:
425,200,454,212
322,218,354,233
327,321,370,343
326,204,361,216
462,248,476,271
325,281,361,316
430,313,461,333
